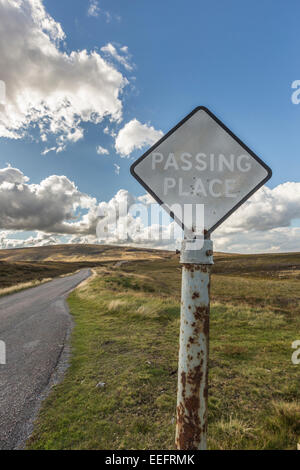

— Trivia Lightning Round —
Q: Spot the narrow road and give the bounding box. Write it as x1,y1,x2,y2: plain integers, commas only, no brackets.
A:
0,269,91,450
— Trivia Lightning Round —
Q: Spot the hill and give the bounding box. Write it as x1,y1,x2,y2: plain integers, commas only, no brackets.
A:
1,243,300,289
0,244,171,289
0,244,170,263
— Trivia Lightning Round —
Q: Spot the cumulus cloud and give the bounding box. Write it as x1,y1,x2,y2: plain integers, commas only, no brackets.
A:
0,0,127,151
213,227,300,254
0,165,29,185
1,164,300,253
95,189,180,249
101,43,133,71
96,145,109,155
0,164,179,250
115,119,163,157
0,231,62,250
0,165,176,249
215,182,300,234
208,182,300,253
0,164,99,235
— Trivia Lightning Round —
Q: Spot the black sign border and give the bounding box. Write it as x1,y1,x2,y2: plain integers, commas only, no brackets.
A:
130,106,272,237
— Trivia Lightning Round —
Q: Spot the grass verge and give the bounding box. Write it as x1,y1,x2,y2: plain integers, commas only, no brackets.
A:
0,278,53,298
27,265,300,450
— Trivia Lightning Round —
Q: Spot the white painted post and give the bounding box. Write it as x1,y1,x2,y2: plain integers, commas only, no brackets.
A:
0,340,6,365
175,239,213,450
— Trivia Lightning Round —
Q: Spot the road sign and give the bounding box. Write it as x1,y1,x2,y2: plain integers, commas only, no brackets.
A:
131,106,272,236
130,106,272,451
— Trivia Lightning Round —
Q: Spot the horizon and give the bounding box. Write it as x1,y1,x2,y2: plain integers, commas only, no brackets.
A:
1,241,300,257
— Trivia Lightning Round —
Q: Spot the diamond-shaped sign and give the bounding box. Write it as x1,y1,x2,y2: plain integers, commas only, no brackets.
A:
130,107,272,236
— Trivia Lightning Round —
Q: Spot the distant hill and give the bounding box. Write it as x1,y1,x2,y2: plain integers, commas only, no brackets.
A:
1,244,300,290
0,244,171,263
0,244,173,288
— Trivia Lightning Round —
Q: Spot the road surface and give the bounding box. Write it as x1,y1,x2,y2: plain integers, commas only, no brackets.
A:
0,269,91,450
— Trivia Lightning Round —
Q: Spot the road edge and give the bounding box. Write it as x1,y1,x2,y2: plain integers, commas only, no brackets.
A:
16,269,92,450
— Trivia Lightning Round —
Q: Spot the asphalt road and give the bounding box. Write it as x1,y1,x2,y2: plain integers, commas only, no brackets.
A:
0,269,91,450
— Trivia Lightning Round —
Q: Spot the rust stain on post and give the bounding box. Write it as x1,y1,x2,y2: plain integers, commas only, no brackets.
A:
176,240,213,450
175,296,209,449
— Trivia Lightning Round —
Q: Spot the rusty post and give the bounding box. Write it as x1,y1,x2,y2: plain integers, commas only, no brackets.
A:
175,238,213,450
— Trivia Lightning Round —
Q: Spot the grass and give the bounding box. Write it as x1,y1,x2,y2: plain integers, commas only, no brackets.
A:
0,277,53,298
26,255,300,450
0,260,97,289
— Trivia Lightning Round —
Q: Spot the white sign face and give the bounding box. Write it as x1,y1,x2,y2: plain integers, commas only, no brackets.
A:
131,107,272,236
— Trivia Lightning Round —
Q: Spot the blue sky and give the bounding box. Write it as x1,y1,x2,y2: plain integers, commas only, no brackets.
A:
1,0,300,197
0,0,300,252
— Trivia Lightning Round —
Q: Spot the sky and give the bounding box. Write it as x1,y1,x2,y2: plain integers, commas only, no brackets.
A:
0,0,300,253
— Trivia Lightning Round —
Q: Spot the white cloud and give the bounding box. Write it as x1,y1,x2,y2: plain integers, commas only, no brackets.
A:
0,164,99,235
101,43,133,71
103,125,116,137
0,166,180,250
95,189,180,249
214,182,300,234
0,231,62,250
210,182,300,252
0,165,29,185
0,0,127,151
213,227,300,254
87,1,116,23
87,0,100,17
114,164,120,175
87,181,300,252
96,145,109,155
1,164,300,253
115,119,163,157
41,147,57,156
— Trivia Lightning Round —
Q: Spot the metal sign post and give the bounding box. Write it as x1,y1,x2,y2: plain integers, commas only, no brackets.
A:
175,239,213,450
130,106,272,450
